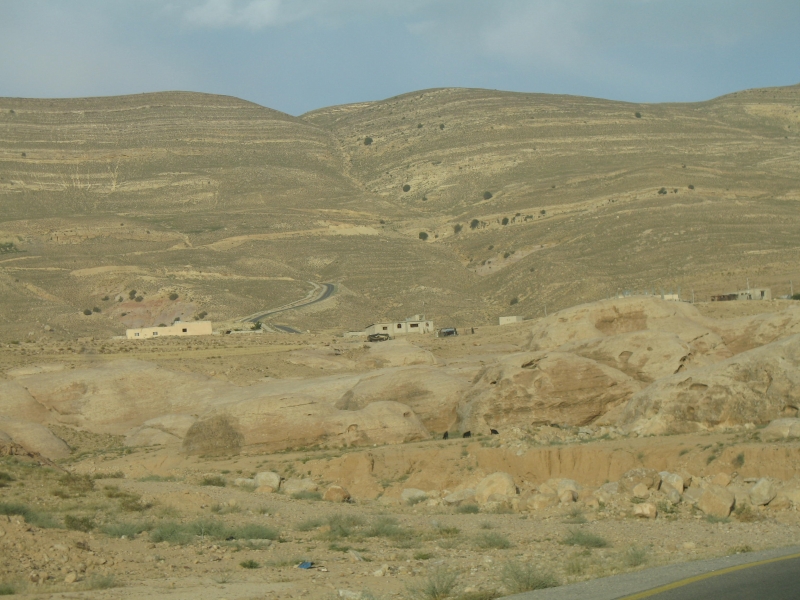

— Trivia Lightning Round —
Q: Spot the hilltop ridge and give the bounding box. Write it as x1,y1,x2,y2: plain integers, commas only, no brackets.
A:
1,84,799,338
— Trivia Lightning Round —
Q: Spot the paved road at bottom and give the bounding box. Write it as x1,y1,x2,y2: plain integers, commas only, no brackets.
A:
273,324,302,334
507,546,800,600
617,552,800,600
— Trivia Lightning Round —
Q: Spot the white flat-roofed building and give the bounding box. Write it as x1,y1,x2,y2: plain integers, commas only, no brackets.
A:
126,321,212,340
499,316,524,325
365,315,434,336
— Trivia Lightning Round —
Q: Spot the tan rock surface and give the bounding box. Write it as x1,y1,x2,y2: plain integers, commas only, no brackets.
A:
335,366,465,433
618,334,800,435
696,485,735,518
462,351,641,430
0,417,70,459
475,472,517,504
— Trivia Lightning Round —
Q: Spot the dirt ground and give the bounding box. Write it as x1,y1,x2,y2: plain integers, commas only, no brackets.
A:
2,300,800,598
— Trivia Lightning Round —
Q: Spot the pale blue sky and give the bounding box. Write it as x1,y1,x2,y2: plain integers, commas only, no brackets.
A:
2,0,798,115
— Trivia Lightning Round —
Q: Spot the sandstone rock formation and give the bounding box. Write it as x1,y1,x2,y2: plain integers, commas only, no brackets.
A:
617,334,800,435
335,366,464,433
460,351,641,430
0,417,70,460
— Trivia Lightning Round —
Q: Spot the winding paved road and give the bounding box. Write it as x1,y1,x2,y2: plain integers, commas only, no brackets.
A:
240,282,335,324
509,545,800,600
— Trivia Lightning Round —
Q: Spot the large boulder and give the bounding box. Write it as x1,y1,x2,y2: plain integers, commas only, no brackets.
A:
617,334,800,435
749,479,777,506
282,478,318,496
696,485,735,518
528,297,717,351
0,418,71,460
220,399,430,452
760,418,800,441
336,367,465,434
124,414,197,447
460,351,641,430
475,472,517,504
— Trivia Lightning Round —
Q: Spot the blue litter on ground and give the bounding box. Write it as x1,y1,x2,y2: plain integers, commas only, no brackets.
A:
298,561,314,569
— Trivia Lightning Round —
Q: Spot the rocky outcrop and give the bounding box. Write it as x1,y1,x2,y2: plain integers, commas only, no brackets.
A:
0,417,70,460
460,351,641,430
528,297,718,351
335,366,464,433
617,334,800,435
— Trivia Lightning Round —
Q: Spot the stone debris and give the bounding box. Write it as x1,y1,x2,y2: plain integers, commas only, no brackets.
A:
749,478,777,506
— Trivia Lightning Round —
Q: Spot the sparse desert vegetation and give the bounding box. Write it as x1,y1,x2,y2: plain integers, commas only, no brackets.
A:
1,83,800,599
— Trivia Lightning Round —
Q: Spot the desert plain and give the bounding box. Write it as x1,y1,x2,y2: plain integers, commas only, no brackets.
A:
1,84,800,599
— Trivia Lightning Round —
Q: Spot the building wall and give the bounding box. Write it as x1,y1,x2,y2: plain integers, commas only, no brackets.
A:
364,320,434,335
126,321,212,339
499,316,524,326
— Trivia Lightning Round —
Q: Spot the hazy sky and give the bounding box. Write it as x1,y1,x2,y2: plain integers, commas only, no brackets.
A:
2,0,799,115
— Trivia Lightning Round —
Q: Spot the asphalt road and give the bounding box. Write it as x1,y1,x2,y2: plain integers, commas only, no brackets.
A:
508,546,800,600
618,552,800,599
243,282,334,323
272,324,303,334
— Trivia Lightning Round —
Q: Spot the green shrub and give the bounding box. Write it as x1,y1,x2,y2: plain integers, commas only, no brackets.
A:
64,514,95,532
59,473,94,493
453,224,462,234
83,309,92,315
414,551,434,560
364,137,373,145
402,184,411,192
635,111,642,118
295,517,325,531
407,567,457,600
419,232,429,241
509,297,519,305
291,490,322,501
470,219,480,230
138,475,176,482
475,532,511,549
93,471,124,479
169,293,179,301
688,184,695,189
92,307,101,313
456,504,479,514
150,522,194,544
624,546,648,567
501,217,508,225
501,560,559,593
129,290,137,299
240,559,260,569
0,583,15,595
86,574,118,590
0,502,58,528
102,522,152,538
733,453,745,468
483,191,493,200
364,516,405,539
658,187,667,195
563,528,610,548
200,475,226,487
232,524,279,540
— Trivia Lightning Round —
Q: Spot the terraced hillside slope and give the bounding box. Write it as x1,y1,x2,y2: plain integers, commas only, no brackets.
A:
1,86,799,339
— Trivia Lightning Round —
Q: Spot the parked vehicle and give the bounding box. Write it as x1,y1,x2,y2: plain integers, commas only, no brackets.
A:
436,327,458,338
367,333,391,342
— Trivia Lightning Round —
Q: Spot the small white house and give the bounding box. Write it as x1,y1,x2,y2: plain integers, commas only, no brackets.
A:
126,321,212,340
365,315,434,336
499,316,524,326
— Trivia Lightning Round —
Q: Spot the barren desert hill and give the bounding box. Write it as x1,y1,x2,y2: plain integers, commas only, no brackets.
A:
1,85,799,340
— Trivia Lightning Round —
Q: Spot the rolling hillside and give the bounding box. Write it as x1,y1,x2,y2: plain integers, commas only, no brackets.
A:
1,85,799,339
